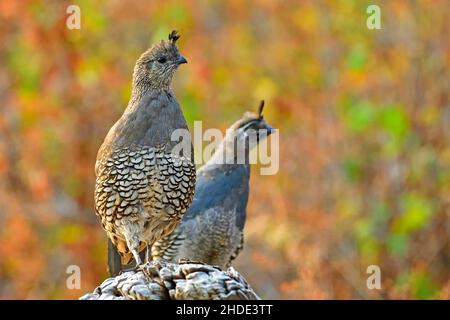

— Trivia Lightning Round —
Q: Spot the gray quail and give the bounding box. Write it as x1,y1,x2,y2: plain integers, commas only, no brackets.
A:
151,101,274,269
95,31,196,273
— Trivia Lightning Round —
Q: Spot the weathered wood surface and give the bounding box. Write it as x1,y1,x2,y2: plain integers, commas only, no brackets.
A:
80,260,260,300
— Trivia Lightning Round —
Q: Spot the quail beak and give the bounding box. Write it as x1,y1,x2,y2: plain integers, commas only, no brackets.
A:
256,124,275,144
265,124,276,136
177,55,188,65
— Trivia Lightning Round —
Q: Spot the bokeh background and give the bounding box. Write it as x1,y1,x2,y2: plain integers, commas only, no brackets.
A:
0,0,448,299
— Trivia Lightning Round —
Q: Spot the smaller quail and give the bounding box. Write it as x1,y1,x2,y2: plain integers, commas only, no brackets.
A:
151,101,274,269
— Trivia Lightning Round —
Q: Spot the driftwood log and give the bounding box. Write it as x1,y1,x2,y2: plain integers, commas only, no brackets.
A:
80,260,260,300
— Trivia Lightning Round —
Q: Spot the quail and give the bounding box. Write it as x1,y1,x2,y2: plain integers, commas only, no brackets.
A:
151,101,274,269
95,31,196,274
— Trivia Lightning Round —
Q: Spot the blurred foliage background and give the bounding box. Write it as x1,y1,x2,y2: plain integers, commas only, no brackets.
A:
0,0,448,299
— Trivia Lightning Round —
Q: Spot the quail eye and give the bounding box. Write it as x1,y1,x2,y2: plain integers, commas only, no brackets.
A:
157,57,167,63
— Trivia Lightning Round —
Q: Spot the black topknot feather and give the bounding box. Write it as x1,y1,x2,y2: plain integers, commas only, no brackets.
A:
257,100,265,119
168,30,180,43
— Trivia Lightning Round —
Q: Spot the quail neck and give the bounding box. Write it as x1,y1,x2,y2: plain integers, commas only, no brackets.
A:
100,38,189,157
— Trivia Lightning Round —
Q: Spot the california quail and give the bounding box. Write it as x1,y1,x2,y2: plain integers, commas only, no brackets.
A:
151,101,274,269
95,31,196,275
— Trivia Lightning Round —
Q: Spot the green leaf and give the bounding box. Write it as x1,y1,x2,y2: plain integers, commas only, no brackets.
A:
181,91,202,126
372,201,389,224
387,233,408,256
414,274,438,299
342,158,362,182
346,45,367,71
8,42,41,96
168,5,188,21
379,105,409,139
342,101,376,133
393,193,433,234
